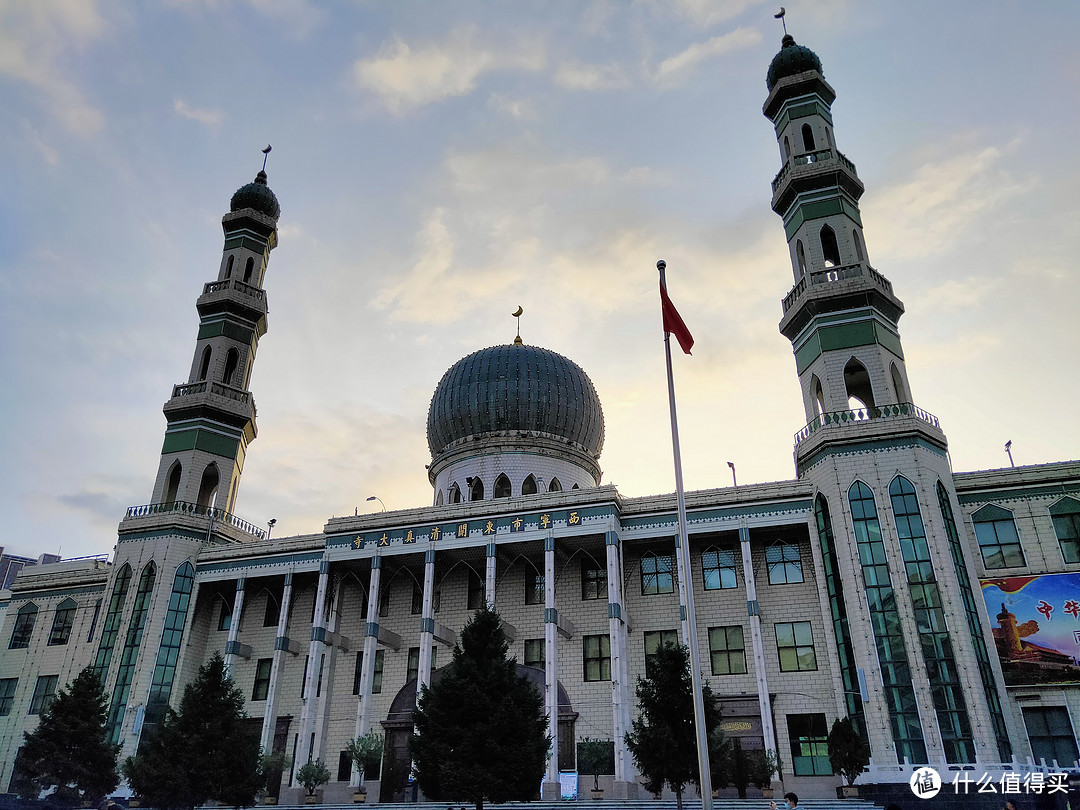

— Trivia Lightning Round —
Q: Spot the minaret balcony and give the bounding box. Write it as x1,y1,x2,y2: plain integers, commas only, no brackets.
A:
164,380,257,429
120,500,266,543
196,278,268,330
771,148,863,214
792,402,947,474
779,261,904,340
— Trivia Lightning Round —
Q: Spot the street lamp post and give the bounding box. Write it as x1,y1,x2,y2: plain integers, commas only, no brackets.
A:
366,496,386,512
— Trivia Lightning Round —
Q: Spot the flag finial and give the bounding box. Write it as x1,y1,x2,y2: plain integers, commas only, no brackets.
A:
657,259,666,271
512,305,524,345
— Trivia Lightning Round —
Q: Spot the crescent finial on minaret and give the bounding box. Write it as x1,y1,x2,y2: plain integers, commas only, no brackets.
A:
512,306,524,344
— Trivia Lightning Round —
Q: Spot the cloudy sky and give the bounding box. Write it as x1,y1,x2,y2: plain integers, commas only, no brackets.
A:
1,0,1078,561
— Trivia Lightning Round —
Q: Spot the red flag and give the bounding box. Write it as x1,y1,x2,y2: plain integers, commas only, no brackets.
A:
660,281,694,354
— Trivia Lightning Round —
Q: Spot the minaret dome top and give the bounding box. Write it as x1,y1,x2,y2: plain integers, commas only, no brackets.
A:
766,34,823,90
230,171,280,221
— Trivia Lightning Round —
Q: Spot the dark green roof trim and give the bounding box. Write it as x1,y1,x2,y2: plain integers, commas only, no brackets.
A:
197,551,325,575
784,195,862,240
118,528,207,543
799,436,948,472
223,234,270,255
957,482,1080,505
165,420,244,440
5,584,107,601
774,99,833,136
197,319,255,345
794,318,903,375
162,427,241,460
971,503,1014,521
620,499,812,532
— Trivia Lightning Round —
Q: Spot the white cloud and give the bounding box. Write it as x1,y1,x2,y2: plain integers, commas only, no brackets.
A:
174,98,225,127
0,0,107,134
654,26,761,84
556,61,629,91
353,27,546,112
487,92,536,121
638,0,766,28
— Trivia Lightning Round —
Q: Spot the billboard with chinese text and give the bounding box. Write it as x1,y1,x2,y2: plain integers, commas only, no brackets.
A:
980,573,1080,686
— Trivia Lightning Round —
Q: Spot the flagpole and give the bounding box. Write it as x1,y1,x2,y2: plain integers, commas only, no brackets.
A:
658,259,713,810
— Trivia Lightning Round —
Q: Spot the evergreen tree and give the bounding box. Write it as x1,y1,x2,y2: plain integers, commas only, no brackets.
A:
411,606,549,810
16,666,120,802
123,652,261,810
624,642,721,810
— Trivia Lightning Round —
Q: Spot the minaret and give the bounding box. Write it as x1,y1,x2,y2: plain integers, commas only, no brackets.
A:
148,170,280,516
764,35,1015,767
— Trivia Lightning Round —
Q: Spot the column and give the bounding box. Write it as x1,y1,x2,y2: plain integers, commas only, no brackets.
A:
260,572,294,753
485,540,497,606
542,533,560,799
223,577,246,677
740,524,777,764
417,548,436,699
606,526,635,794
352,556,382,787
292,559,330,784
311,577,342,765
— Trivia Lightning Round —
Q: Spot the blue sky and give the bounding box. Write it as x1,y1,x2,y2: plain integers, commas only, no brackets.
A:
1,0,1078,559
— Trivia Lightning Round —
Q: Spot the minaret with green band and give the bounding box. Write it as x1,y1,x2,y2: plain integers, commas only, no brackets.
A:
765,34,916,467
149,170,280,516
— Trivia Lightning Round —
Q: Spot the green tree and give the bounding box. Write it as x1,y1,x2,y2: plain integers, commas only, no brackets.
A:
624,643,721,810
123,652,261,810
411,606,549,810
828,716,870,786
16,666,120,803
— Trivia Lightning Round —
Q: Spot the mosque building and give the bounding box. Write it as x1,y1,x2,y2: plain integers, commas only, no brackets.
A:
2,33,1079,804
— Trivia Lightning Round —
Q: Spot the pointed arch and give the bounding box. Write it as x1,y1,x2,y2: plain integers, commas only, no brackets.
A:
222,348,240,386
843,357,876,411
196,463,220,509
1050,497,1080,566
890,363,907,404
548,477,562,493
795,239,807,277
810,375,825,417
801,123,816,151
9,602,38,649
225,255,234,279
493,474,512,499
448,483,461,504
469,477,484,502
243,257,255,283
435,489,444,506
571,483,580,490
198,346,212,381
782,136,791,160
820,224,841,267
521,474,538,496
164,461,182,504
852,229,864,261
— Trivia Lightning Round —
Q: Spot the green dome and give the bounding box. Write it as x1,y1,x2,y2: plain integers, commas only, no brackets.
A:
766,35,823,90
230,171,280,221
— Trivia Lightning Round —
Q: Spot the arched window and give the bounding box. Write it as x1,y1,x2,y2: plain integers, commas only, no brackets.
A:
820,224,841,267
197,464,219,509
810,375,825,417
843,357,876,411
243,257,255,284
222,348,239,386
164,461,182,504
825,126,834,149
198,346,212,381
9,603,38,649
470,477,484,502
493,474,511,499
435,490,444,506
145,562,195,728
801,123,816,151
549,477,562,493
890,363,907,404
571,483,580,490
48,598,78,646
782,136,791,160
1050,497,1080,564
225,255,234,279
972,504,1025,569
449,483,461,504
795,240,807,277
521,475,538,496
852,229,864,261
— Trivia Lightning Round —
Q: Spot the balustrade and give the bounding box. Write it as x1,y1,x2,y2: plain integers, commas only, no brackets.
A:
201,278,265,301
794,402,941,446
771,148,858,194
124,500,266,539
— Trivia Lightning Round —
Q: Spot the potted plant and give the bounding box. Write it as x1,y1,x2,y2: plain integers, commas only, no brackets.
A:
259,751,291,805
344,732,384,803
577,737,611,800
296,760,331,805
748,749,778,798
828,717,869,797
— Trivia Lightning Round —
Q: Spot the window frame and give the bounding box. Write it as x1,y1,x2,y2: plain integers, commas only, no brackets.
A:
48,600,77,646
29,675,58,715
0,678,17,716
702,546,737,590
252,658,273,701
787,713,831,775
467,569,485,610
775,621,817,672
580,559,606,600
640,551,674,595
9,604,37,650
524,638,545,669
708,625,747,676
766,540,804,585
583,634,611,682
643,629,679,678
525,568,544,605
973,508,1026,569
